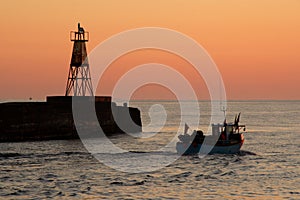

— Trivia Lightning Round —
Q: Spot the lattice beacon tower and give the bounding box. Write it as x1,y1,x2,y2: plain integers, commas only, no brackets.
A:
65,23,93,96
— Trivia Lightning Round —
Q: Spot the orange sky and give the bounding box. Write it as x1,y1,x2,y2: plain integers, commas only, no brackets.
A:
0,0,299,100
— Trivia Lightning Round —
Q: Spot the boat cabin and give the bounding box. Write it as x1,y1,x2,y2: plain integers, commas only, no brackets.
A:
212,123,245,140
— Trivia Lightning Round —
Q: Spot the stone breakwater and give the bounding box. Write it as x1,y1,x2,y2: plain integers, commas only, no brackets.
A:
0,96,142,142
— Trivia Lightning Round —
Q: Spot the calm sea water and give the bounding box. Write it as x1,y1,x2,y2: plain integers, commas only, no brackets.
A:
0,101,299,199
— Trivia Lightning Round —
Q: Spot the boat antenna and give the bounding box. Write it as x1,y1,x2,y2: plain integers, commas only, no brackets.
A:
219,78,227,118
221,105,227,118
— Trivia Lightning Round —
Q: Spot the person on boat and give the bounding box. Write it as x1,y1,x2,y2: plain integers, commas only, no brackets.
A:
192,130,204,144
221,121,227,140
220,124,226,141
220,132,226,140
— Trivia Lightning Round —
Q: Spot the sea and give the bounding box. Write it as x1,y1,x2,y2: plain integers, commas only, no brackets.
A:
0,100,299,199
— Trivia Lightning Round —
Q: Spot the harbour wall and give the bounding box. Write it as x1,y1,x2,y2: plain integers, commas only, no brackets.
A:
0,96,142,142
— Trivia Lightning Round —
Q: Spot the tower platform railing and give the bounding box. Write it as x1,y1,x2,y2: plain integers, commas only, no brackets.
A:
70,31,89,42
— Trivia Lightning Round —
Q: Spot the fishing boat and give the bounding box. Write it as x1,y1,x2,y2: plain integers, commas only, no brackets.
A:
176,113,246,155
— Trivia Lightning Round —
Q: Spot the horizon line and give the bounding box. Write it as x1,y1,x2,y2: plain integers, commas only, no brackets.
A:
1,98,300,103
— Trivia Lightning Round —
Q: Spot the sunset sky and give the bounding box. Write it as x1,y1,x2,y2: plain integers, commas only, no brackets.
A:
0,0,299,100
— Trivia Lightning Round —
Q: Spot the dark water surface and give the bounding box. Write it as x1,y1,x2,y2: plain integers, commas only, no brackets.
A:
0,101,299,199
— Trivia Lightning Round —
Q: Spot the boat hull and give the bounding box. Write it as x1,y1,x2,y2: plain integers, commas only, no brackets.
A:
176,141,243,155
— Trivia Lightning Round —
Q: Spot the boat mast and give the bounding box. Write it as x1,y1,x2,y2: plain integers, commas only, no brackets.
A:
219,79,227,119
